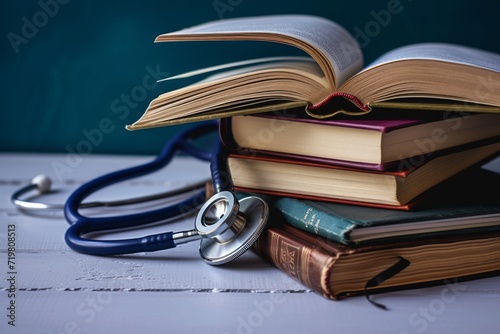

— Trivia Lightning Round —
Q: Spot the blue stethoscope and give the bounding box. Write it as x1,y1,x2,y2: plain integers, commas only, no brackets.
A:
11,121,269,265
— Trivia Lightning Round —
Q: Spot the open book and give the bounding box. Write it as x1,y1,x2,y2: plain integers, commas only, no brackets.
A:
127,15,500,130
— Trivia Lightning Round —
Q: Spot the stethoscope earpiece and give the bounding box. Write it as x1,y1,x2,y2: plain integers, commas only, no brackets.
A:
31,174,52,194
11,174,61,210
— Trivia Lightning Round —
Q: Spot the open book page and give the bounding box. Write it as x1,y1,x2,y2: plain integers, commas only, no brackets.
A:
334,42,500,111
366,43,500,72
158,56,322,83
196,58,324,84
158,15,364,88
127,56,329,130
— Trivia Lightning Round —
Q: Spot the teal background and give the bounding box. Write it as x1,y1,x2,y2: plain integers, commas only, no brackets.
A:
1,0,500,155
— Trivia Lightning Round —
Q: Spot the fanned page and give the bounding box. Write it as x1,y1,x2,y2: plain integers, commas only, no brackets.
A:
156,15,364,89
159,56,323,84
367,43,500,71
338,43,500,109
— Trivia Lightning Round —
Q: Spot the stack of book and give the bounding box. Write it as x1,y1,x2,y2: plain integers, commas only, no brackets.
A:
250,167,500,300
220,109,500,210
222,109,500,300
127,15,500,300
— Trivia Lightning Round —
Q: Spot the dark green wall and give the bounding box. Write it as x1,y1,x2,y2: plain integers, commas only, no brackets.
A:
2,0,500,155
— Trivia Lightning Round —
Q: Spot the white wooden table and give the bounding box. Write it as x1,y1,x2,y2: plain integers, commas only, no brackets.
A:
1,153,499,334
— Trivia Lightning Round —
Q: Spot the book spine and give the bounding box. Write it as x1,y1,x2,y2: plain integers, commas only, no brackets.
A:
253,226,339,299
307,92,371,119
274,198,355,245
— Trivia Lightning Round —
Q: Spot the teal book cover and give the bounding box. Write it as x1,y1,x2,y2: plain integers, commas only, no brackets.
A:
273,166,500,245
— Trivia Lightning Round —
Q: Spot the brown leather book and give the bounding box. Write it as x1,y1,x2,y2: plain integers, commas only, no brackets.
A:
252,222,500,300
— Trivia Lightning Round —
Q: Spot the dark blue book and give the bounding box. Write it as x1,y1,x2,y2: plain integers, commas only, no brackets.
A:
272,166,500,246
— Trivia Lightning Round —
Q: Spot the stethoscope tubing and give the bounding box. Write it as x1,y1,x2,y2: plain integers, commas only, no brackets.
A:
10,120,269,264
64,121,219,255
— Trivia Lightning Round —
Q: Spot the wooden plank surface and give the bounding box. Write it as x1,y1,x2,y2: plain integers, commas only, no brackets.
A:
1,153,499,333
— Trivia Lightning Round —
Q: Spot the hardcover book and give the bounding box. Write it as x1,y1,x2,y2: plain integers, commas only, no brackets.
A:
252,222,500,300
220,109,500,168
125,15,500,130
272,167,500,245
227,140,500,209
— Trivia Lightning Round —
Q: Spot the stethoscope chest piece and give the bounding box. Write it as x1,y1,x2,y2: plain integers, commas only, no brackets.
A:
196,191,269,265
